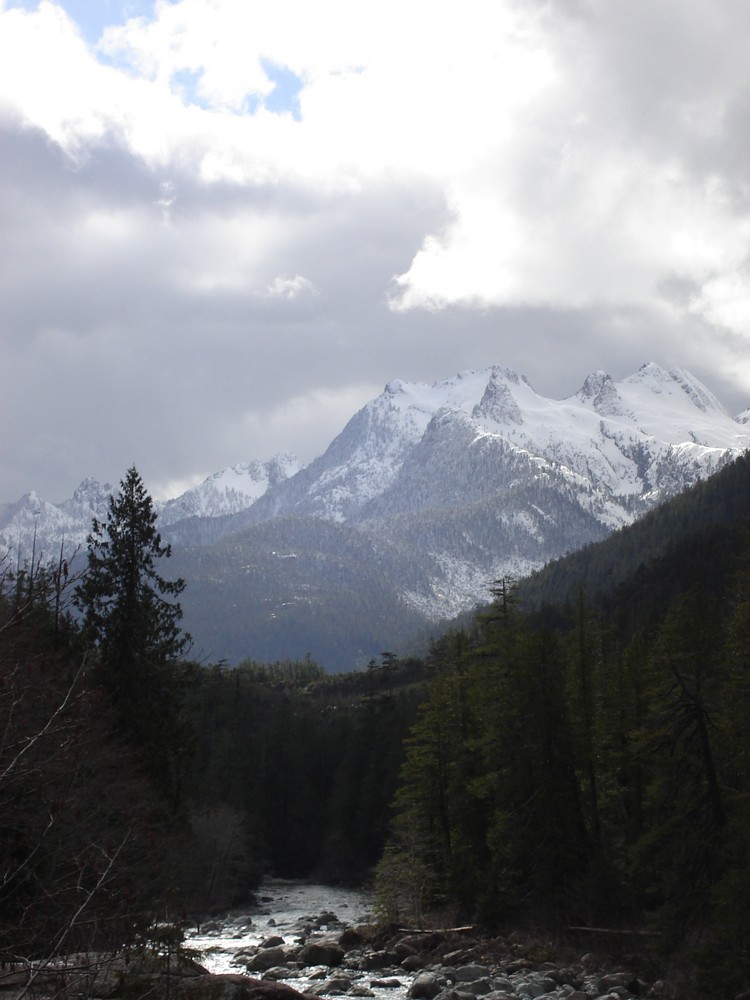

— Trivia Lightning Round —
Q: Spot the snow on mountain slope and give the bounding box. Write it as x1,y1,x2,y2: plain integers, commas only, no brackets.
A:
576,364,742,445
244,370,499,524
236,361,748,618
158,454,301,525
0,479,113,562
460,363,747,516
3,362,748,653
251,362,749,528
0,455,301,560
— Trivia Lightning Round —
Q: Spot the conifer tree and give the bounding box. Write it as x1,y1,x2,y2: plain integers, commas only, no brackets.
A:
75,466,192,801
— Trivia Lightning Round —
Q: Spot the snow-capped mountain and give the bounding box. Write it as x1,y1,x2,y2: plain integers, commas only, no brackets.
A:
158,454,301,525
248,362,747,528
0,478,114,562
0,456,301,561
2,362,748,668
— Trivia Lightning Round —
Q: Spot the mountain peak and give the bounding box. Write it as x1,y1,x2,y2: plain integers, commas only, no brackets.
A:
385,378,406,396
158,453,302,525
667,366,728,415
70,478,112,505
579,370,612,398
576,371,625,417
473,367,525,425
624,363,724,413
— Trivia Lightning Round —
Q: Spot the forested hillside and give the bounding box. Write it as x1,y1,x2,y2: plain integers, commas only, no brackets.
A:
186,655,426,891
372,456,750,998
169,516,436,670
518,451,750,627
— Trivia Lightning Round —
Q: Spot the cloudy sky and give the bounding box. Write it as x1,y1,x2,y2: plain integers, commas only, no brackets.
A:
2,0,750,503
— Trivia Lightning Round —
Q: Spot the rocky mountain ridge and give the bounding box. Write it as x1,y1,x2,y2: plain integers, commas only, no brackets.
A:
3,362,748,668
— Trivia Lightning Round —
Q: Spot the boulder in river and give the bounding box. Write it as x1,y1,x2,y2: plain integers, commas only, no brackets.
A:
408,971,448,999
172,976,311,1000
453,966,491,983
299,941,345,967
246,947,297,972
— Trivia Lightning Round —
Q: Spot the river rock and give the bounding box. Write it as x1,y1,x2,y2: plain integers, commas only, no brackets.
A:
311,974,355,994
394,943,417,959
172,976,310,1000
339,928,365,948
299,941,345,967
401,955,425,972
514,979,551,998
597,972,638,993
458,979,493,995
442,950,475,966
487,978,514,993
261,967,301,981
360,950,397,970
409,972,448,999
454,966,492,983
246,947,295,972
433,989,475,1000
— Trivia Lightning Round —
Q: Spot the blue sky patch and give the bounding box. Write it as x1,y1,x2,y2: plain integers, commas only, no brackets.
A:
28,0,159,44
261,59,303,121
171,68,212,110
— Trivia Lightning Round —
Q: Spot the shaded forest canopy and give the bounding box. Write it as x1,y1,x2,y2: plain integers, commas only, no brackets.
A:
3,454,750,999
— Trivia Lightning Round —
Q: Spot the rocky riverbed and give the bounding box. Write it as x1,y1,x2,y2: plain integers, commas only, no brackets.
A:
181,879,667,1000
0,880,673,1000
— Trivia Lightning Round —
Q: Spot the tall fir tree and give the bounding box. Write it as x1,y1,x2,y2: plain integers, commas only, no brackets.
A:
75,466,192,802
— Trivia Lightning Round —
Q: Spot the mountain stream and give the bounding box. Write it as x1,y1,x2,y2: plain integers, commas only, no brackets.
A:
186,879,410,998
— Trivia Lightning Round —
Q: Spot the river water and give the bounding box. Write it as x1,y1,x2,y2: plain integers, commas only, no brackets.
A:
186,878,390,993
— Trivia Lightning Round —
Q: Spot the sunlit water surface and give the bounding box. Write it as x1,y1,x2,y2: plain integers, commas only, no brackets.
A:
187,878,403,996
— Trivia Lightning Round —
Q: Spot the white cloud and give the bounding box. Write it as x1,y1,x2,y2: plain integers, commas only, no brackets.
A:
3,0,748,337
265,275,320,301
3,0,750,500
390,1,750,330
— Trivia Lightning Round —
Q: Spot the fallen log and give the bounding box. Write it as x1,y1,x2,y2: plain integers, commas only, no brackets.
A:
397,925,478,934
568,926,661,936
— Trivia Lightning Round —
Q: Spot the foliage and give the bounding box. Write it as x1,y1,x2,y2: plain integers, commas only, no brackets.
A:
186,653,426,883
7,451,750,1000
374,459,750,998
74,466,194,802
0,551,183,966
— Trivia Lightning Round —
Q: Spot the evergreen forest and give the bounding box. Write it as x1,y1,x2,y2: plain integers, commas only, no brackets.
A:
3,457,750,998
